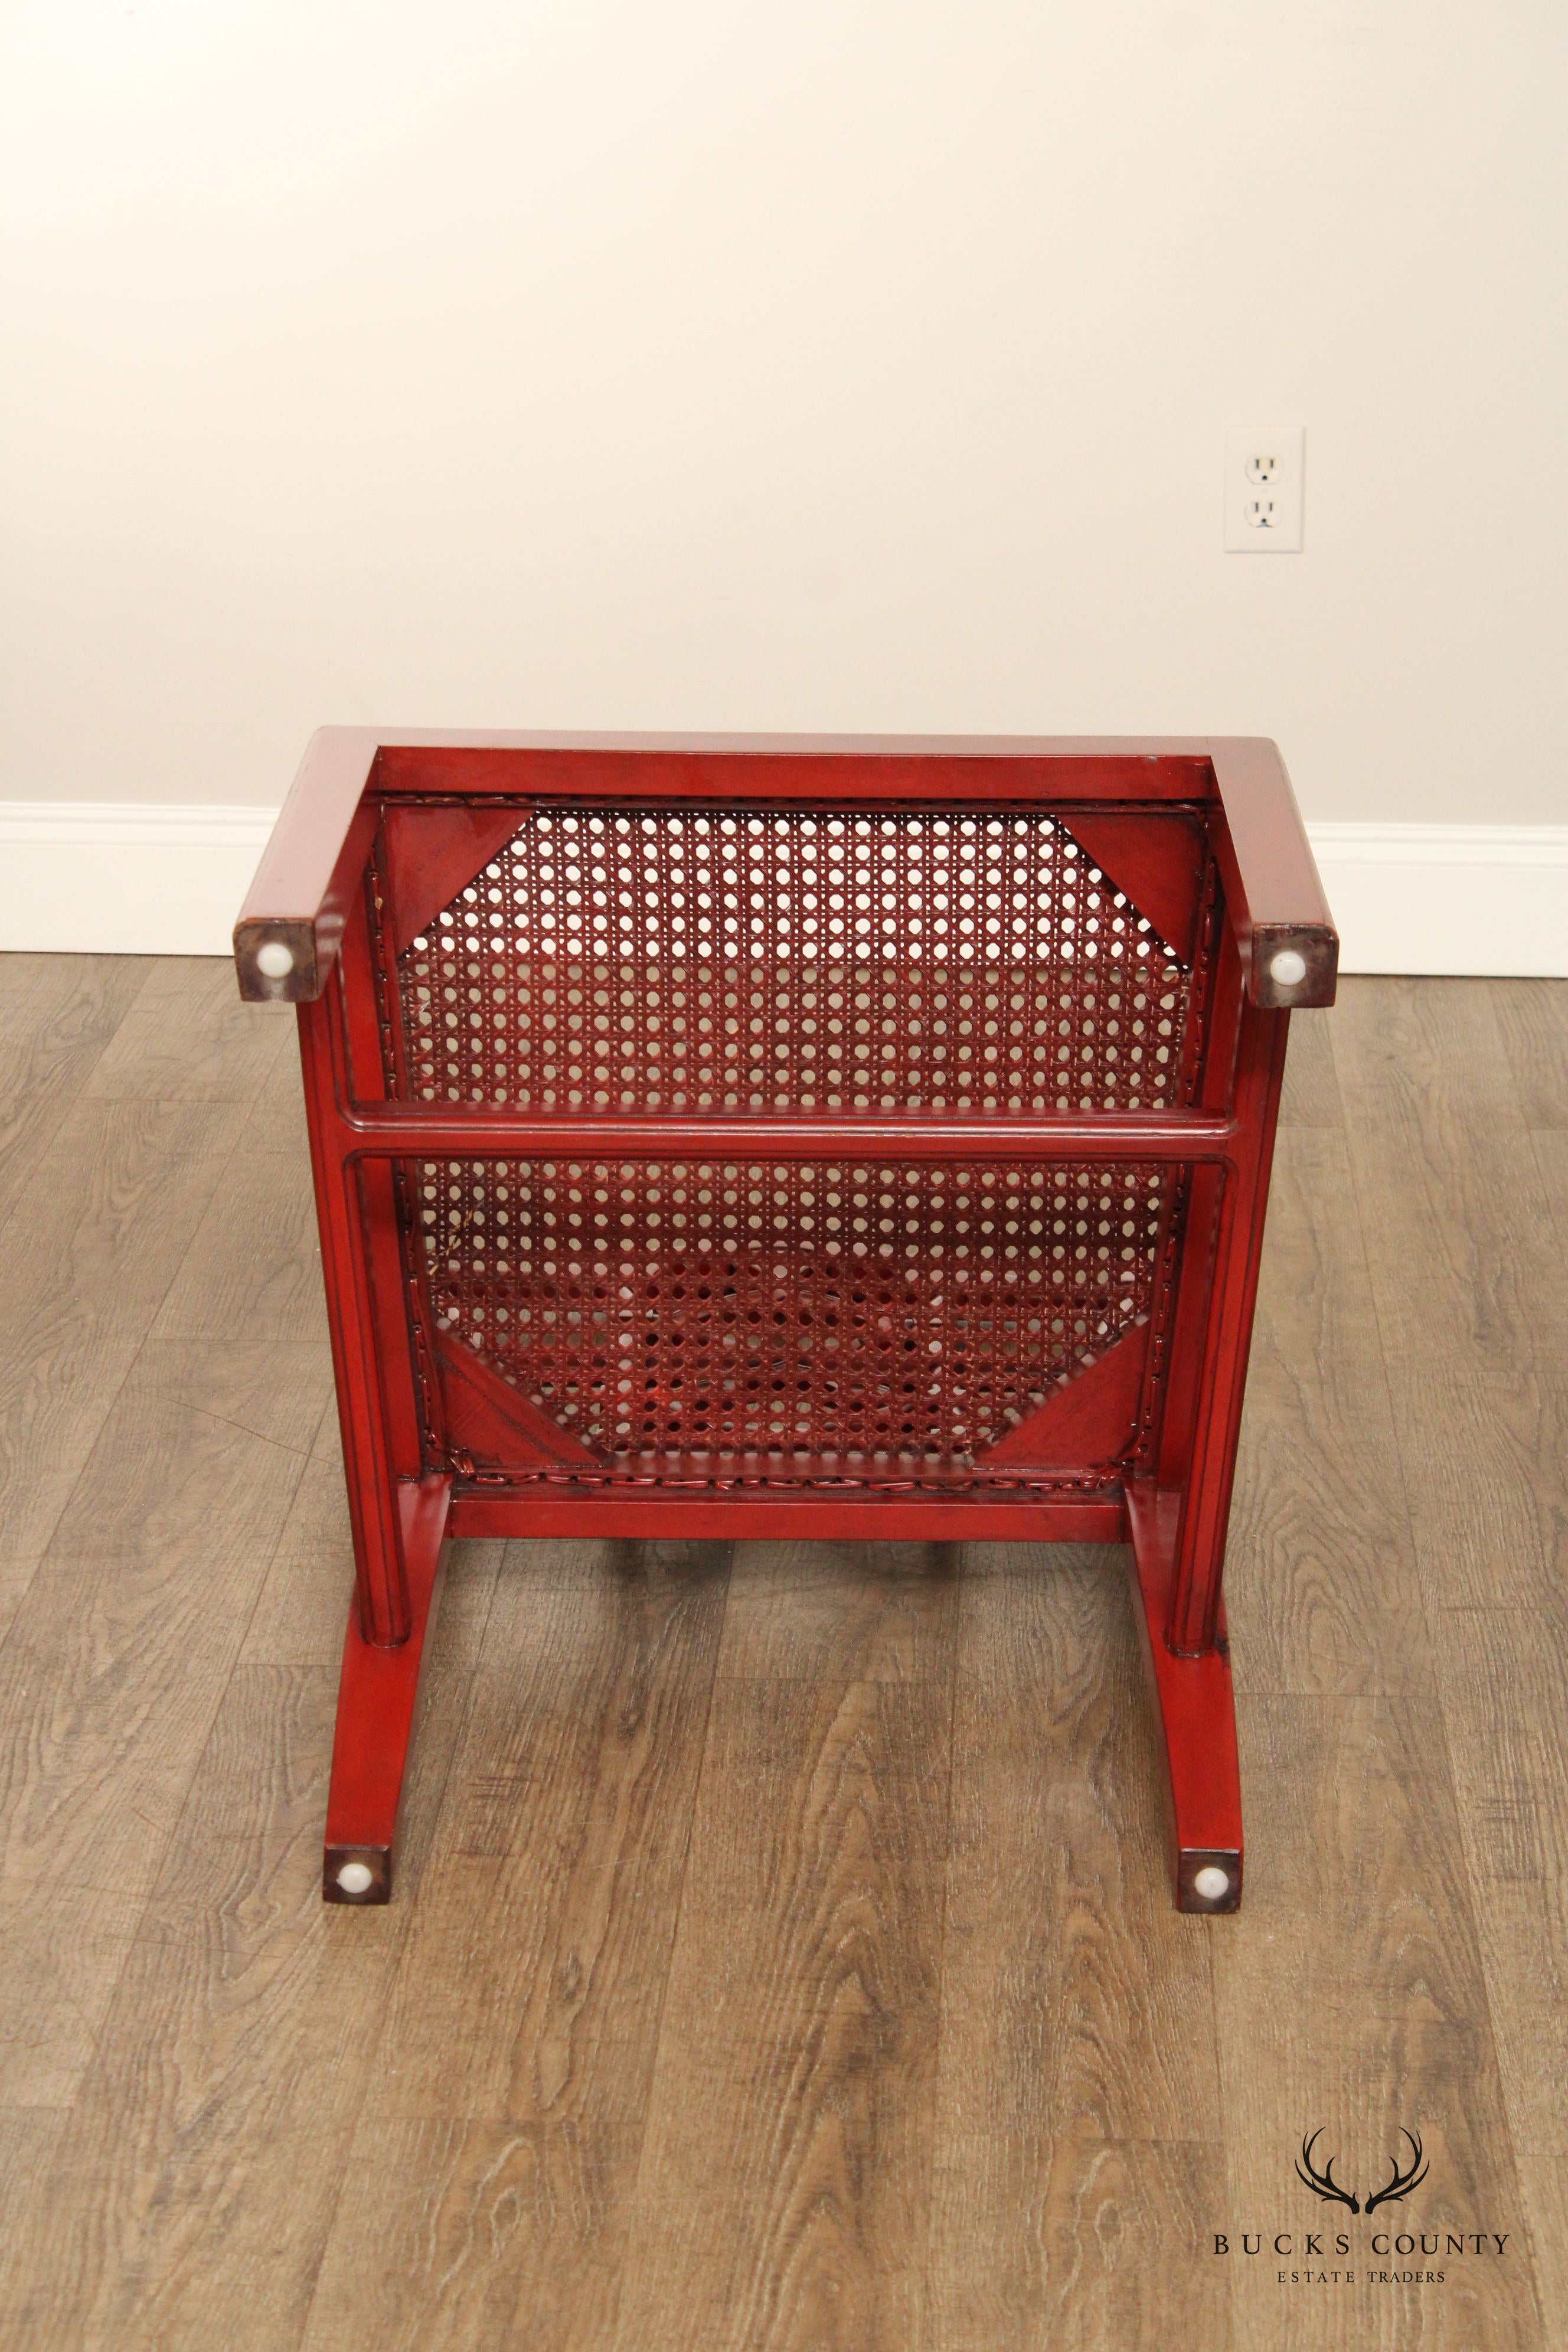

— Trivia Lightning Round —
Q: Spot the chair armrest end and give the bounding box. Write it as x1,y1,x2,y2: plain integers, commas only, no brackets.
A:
1207,739,1339,1010
234,913,344,1002
232,727,380,1004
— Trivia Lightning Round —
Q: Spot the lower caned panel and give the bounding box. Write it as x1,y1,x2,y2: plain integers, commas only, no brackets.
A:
404,1154,1175,1485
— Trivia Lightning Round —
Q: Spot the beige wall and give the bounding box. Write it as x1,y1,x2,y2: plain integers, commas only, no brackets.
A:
1,2,1563,821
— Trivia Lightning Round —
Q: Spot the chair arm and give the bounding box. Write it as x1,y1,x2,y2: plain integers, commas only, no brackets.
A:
1207,739,1338,1008
233,728,380,1001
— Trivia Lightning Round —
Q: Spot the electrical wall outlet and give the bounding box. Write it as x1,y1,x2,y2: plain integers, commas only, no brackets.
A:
1224,425,1305,552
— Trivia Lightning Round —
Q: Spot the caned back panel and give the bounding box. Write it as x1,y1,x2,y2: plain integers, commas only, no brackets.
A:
388,805,1205,1115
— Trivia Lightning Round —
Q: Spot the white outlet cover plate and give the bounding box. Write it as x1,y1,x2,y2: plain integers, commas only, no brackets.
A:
1224,424,1305,553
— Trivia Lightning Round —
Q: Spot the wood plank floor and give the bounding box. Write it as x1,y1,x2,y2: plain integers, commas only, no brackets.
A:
0,956,1562,2351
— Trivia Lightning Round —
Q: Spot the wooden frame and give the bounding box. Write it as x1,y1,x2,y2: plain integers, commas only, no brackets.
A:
236,731,1336,1912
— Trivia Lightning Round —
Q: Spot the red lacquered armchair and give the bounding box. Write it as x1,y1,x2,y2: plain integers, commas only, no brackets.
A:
234,732,1336,1912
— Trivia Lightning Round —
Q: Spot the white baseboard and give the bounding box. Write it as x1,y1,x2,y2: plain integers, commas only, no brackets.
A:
0,803,277,958
1306,822,1568,979
0,803,1563,976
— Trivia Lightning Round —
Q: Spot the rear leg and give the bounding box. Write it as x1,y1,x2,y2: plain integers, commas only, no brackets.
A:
1125,1482,1243,1913
323,1474,451,1904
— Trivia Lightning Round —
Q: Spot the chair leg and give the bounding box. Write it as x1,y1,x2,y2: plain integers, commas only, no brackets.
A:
1125,1482,1243,1913
322,1474,452,1905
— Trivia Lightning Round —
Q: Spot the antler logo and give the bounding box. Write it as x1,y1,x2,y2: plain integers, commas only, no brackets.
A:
1364,2131,1429,2214
1295,2128,1429,2216
1296,2131,1360,2213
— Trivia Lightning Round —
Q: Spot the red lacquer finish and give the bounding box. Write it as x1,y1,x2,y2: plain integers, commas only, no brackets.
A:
322,1472,450,1903
238,731,1335,1912
1125,1481,1243,1910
